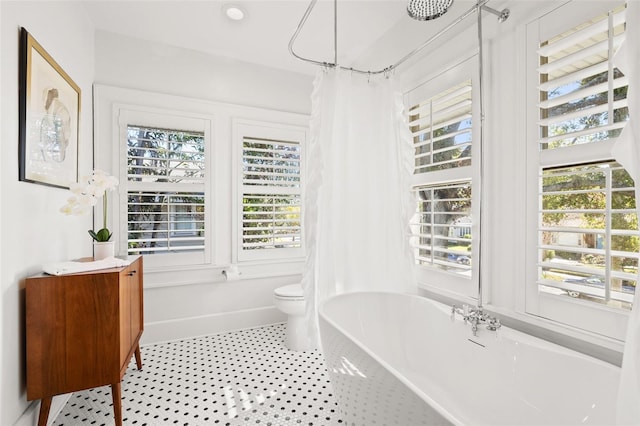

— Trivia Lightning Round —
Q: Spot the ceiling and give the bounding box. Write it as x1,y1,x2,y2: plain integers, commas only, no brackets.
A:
82,0,479,76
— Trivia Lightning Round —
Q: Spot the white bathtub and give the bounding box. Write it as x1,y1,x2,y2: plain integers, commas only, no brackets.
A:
318,292,621,426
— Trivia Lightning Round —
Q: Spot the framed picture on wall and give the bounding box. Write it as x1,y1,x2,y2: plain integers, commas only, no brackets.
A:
18,27,81,189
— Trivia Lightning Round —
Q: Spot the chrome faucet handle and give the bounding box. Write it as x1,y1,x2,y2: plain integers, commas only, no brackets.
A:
486,317,501,331
471,321,478,336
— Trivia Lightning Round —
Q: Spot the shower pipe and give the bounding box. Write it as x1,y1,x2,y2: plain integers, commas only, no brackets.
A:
475,1,486,310
288,0,509,76
289,0,510,309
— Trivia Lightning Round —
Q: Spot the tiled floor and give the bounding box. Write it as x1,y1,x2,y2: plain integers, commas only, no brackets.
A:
54,324,343,425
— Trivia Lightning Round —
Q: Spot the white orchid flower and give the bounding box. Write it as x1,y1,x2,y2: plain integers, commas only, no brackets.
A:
60,170,119,242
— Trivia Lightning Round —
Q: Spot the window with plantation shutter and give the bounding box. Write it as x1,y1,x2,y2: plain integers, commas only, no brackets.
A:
411,181,472,273
100,86,309,284
538,5,628,150
236,122,305,261
526,1,635,339
126,123,208,263
539,162,637,308
406,58,479,296
410,80,472,174
408,73,476,272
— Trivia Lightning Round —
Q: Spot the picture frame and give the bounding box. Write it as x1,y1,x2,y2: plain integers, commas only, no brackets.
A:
19,27,81,189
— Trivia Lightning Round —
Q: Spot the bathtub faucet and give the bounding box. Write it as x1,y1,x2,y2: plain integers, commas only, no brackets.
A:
451,304,501,336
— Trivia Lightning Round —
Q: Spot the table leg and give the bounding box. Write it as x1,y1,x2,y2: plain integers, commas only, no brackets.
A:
37,397,52,426
111,382,122,426
134,344,142,370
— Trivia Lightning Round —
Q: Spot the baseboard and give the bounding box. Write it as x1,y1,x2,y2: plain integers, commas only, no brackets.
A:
15,394,71,426
140,305,286,346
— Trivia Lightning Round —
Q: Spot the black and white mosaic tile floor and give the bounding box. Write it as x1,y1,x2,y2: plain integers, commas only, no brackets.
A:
54,324,343,425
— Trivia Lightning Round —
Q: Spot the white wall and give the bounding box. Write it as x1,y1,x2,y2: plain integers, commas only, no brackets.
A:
0,2,95,424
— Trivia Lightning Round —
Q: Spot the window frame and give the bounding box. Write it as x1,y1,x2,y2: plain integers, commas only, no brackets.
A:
406,56,481,299
94,85,309,288
232,119,307,263
117,107,214,269
524,0,632,341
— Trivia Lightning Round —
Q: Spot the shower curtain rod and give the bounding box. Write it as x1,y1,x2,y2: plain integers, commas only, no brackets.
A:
288,0,508,75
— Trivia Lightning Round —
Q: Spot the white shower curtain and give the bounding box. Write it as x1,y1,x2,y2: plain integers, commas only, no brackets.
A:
612,1,640,424
302,68,416,348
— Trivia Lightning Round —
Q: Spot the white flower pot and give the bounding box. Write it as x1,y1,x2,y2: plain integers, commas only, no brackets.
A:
94,241,115,260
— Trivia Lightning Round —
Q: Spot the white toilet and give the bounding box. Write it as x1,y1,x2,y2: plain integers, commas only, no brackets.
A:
274,284,309,351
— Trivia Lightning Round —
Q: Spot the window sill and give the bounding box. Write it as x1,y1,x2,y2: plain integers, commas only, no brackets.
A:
143,258,304,289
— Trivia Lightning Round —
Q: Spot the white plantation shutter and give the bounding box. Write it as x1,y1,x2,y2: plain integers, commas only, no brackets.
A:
126,125,206,257
409,80,472,174
410,181,472,273
538,162,637,307
127,191,205,254
242,194,301,250
407,72,475,280
537,5,628,150
242,138,301,187
127,126,205,184
237,124,305,261
529,2,637,320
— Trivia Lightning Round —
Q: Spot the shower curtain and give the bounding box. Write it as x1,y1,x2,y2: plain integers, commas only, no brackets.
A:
612,1,640,424
302,68,416,348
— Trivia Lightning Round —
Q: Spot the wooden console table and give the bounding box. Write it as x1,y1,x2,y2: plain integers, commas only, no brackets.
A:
26,256,144,426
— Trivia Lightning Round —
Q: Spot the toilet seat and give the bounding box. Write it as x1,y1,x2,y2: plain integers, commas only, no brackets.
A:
274,284,304,300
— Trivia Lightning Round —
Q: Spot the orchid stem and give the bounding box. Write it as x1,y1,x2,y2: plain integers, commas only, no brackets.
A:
103,192,107,231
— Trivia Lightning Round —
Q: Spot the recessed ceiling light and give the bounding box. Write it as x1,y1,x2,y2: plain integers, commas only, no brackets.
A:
223,4,246,21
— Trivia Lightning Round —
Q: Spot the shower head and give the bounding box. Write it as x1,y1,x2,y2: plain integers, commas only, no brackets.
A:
407,0,454,21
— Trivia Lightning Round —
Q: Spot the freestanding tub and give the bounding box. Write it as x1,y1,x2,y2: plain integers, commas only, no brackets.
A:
319,292,620,425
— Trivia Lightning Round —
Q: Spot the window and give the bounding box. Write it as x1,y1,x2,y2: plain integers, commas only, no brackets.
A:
118,110,211,268
537,5,627,150
234,121,305,262
411,80,472,174
406,57,479,296
526,1,635,339
414,182,472,274
96,85,309,285
539,162,636,309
